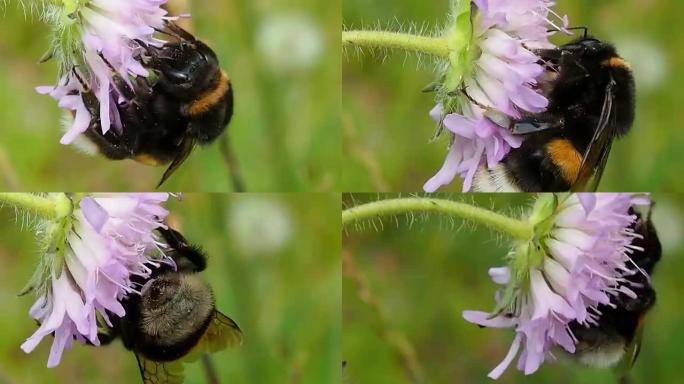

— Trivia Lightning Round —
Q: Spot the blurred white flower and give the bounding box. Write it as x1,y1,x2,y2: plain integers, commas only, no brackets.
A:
614,36,667,92
229,197,293,255
256,12,325,74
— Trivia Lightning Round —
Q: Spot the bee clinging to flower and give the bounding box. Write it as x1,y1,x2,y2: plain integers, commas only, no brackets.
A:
35,0,234,186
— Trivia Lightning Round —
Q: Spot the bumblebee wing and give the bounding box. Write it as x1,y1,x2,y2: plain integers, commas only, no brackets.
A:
184,310,243,362
201,310,243,352
135,353,185,384
628,314,647,368
615,314,647,383
156,136,195,188
586,139,613,192
511,121,556,135
573,78,616,191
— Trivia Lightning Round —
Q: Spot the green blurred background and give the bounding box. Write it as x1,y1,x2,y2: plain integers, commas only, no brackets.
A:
0,0,340,191
343,0,681,192
343,193,684,383
0,193,341,383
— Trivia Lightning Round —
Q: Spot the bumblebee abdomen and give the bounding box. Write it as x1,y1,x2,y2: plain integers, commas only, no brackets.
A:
133,153,168,166
499,134,575,192
603,57,631,71
604,56,636,137
136,274,216,361
546,138,582,185
179,70,233,144
182,71,232,118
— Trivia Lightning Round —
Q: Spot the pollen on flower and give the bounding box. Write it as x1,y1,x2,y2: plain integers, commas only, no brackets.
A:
425,0,569,192
20,193,172,368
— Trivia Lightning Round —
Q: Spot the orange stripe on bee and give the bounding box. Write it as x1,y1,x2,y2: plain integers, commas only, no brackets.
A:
133,154,166,166
184,71,231,117
637,312,648,329
547,139,582,184
603,57,631,70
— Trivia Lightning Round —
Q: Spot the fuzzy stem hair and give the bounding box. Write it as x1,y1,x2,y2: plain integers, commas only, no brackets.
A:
343,30,450,58
0,193,71,220
342,197,533,241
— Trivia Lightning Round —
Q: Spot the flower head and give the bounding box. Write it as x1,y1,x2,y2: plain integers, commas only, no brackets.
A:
423,103,523,192
425,0,568,192
36,0,180,145
463,193,651,378
20,193,172,367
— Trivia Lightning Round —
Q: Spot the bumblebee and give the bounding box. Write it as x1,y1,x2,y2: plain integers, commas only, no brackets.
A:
97,226,242,383
568,207,660,379
472,32,635,192
77,21,234,187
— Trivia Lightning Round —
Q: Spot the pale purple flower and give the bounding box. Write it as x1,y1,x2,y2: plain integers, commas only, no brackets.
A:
425,0,568,192
37,0,179,145
423,103,523,192
463,193,650,379
21,193,171,367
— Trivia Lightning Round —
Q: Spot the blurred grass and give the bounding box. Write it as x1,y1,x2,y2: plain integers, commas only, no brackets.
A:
0,193,341,384
342,193,684,383
342,0,683,192
0,0,340,192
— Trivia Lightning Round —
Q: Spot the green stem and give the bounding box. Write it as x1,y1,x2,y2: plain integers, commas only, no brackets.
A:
342,198,533,240
0,193,71,220
201,354,220,384
343,30,450,58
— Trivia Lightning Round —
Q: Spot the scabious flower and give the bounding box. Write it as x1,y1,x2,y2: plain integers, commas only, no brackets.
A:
35,0,180,145
423,102,523,192
20,193,172,367
424,0,569,192
462,193,650,379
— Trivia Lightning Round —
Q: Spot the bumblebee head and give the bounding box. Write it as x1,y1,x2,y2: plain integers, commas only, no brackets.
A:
152,41,220,100
141,274,179,308
561,36,618,63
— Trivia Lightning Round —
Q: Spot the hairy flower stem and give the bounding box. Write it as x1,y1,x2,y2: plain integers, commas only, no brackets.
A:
343,30,450,58
0,193,71,220
201,353,220,384
343,198,533,240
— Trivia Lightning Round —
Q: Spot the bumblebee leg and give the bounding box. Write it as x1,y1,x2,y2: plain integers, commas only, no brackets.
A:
131,76,154,104
163,20,197,42
158,227,190,249
72,71,135,160
617,284,656,313
81,322,120,347
94,325,120,346
511,114,564,135
533,47,563,62
96,53,138,101
115,100,156,156
445,86,492,111
157,227,207,272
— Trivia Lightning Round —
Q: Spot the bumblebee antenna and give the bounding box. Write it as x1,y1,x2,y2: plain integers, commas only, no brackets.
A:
163,20,197,42
567,26,589,39
154,27,180,40
547,26,588,39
